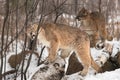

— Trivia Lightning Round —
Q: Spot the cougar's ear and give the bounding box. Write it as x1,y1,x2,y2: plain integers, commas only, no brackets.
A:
81,7,86,11
84,10,89,15
32,24,38,31
83,8,90,16
76,7,89,19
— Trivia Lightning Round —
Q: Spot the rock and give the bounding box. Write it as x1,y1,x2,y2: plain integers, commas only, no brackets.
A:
8,50,39,68
66,52,83,75
111,52,120,68
101,58,119,72
31,57,65,80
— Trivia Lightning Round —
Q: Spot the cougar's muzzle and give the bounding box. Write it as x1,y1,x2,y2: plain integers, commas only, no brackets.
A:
30,32,36,40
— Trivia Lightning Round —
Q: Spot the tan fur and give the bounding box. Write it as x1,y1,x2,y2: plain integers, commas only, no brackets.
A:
76,8,107,47
27,23,101,76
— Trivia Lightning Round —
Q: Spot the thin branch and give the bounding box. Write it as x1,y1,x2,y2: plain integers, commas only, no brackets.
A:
37,46,45,66
43,0,67,17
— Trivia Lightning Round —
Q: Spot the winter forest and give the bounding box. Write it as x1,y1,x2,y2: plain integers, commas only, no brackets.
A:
0,0,120,80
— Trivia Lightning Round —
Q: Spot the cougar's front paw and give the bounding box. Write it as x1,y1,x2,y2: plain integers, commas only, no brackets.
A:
79,71,87,77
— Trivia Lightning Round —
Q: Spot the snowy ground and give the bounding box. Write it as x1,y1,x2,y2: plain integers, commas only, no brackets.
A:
1,39,120,80
61,68,120,80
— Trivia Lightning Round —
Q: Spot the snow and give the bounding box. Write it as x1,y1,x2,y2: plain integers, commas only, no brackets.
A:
108,16,120,23
1,38,120,80
63,62,120,80
85,69,120,80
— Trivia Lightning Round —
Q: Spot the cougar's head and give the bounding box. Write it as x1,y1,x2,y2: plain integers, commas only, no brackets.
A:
76,7,90,21
27,24,38,40
27,24,46,41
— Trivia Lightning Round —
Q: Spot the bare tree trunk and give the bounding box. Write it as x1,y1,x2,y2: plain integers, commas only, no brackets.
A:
14,0,19,79
21,0,29,79
98,0,102,13
0,0,9,79
3,14,10,80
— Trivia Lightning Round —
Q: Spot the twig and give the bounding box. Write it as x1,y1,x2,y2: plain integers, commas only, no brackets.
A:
37,46,45,66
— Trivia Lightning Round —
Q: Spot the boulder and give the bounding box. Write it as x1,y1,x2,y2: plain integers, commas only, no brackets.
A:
66,52,83,75
30,57,65,80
